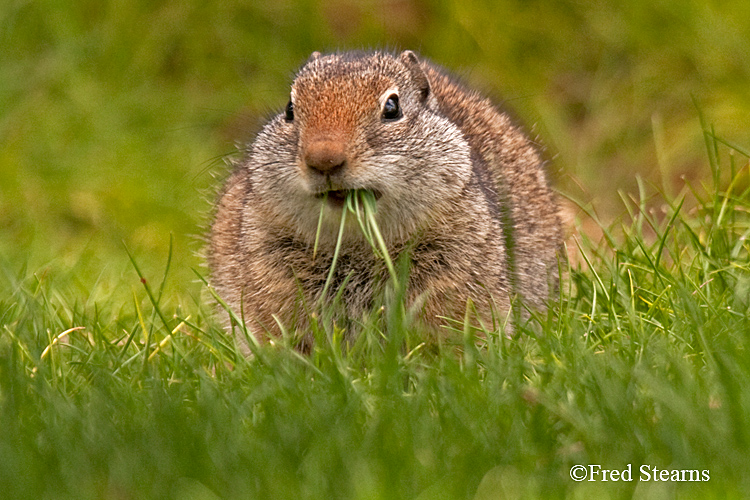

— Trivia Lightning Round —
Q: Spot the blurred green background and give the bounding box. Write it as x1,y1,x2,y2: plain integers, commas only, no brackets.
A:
2,0,749,293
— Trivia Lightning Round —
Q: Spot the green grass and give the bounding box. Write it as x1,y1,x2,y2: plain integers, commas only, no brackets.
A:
3,0,750,280
3,131,750,499
3,1,750,498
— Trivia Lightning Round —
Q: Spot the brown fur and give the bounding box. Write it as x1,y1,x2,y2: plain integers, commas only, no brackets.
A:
208,50,562,352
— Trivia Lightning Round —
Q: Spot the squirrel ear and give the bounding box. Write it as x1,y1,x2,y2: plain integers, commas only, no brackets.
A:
399,50,430,101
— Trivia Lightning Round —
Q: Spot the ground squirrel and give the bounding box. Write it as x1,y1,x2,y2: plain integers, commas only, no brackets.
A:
209,50,562,351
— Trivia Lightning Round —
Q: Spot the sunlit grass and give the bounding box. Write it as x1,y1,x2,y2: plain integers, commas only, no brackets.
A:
2,128,750,498
3,1,750,498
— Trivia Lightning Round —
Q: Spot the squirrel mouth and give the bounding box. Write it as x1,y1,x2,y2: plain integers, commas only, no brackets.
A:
315,189,382,208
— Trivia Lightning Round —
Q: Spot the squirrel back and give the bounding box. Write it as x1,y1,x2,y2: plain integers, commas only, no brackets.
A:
209,50,562,350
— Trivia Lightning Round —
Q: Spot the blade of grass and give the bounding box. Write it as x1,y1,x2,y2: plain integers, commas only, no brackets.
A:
320,200,348,304
360,190,398,286
192,269,264,361
313,193,327,260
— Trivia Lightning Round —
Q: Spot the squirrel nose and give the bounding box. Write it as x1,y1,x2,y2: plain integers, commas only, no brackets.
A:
304,139,347,175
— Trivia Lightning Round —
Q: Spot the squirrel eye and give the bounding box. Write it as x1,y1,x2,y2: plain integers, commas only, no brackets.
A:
285,100,294,121
382,94,401,121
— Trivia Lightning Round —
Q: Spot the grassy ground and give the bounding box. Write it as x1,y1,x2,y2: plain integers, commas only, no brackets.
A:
2,1,750,498
3,141,750,499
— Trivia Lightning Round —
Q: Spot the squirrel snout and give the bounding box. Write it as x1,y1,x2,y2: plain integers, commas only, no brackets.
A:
303,139,347,175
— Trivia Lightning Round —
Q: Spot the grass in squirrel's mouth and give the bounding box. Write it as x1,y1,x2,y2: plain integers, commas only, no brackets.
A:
316,189,382,207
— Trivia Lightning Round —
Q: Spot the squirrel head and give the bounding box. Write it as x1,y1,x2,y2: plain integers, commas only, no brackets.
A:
247,51,472,245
